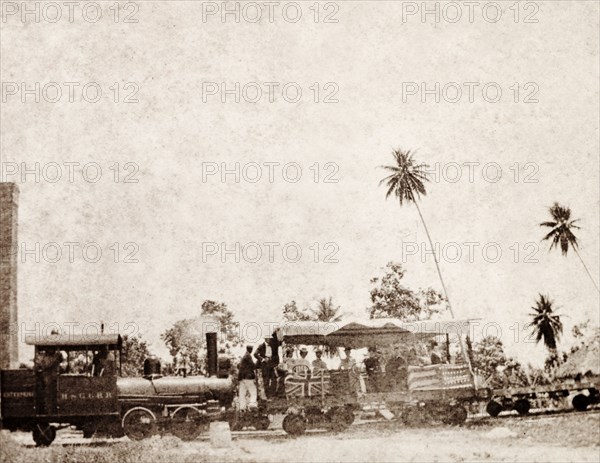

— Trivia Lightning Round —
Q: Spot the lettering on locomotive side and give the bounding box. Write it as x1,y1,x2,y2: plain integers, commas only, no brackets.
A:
2,391,35,398
59,391,113,400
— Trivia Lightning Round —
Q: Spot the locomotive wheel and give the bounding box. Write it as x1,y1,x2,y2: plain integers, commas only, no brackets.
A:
32,424,56,447
172,407,208,441
572,394,590,412
514,399,531,416
486,400,503,417
442,404,468,425
253,414,271,431
282,414,307,436
123,408,157,441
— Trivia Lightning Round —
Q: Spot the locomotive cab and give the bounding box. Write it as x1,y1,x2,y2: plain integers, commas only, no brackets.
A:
0,333,122,446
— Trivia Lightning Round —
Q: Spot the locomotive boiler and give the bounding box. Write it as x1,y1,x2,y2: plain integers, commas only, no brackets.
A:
116,370,234,441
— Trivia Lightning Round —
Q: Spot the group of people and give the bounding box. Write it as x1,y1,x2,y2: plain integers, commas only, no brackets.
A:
34,346,116,377
237,332,336,410
362,340,449,392
236,334,450,409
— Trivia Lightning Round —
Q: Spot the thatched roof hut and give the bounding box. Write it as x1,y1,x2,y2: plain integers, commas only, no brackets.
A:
556,336,600,379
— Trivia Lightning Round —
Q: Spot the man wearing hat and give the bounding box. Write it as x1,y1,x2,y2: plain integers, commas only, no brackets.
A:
294,347,311,374
384,345,409,390
281,347,296,371
429,340,444,365
276,347,295,396
339,347,364,395
364,347,382,392
254,332,281,398
338,347,356,370
237,345,257,410
312,349,327,374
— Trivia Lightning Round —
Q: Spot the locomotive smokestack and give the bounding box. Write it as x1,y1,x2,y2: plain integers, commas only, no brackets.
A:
206,332,218,377
0,183,18,369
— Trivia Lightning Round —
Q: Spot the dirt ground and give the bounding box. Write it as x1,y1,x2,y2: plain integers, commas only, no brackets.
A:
2,411,599,463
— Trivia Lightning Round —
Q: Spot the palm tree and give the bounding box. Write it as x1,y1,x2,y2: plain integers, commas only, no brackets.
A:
540,202,599,293
310,297,343,358
379,149,456,319
528,294,563,351
311,297,343,323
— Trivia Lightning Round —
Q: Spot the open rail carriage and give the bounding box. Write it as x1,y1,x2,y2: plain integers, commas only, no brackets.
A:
0,333,122,446
272,318,490,435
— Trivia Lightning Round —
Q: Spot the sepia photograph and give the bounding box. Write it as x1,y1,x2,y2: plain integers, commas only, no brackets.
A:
0,1,599,462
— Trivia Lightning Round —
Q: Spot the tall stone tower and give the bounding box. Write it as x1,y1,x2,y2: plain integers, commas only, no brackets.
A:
0,183,18,369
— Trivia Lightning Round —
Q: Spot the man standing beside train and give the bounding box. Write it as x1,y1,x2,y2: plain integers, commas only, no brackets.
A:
34,347,63,414
238,345,257,410
254,331,282,399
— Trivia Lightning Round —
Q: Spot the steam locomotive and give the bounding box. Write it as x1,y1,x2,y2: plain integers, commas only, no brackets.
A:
0,332,249,446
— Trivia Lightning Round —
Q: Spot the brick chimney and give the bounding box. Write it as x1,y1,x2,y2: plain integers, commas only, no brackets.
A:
0,183,18,369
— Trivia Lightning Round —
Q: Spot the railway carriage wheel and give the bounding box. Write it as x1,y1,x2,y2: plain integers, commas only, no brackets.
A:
486,400,503,417
513,399,531,416
122,407,157,441
171,407,208,441
572,394,590,412
282,414,307,436
442,404,468,425
32,424,56,447
401,406,423,426
327,406,354,432
344,406,356,426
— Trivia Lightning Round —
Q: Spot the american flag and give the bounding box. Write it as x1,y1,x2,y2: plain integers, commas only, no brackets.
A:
407,364,473,391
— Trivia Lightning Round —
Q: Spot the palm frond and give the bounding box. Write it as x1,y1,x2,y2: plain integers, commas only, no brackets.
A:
540,203,581,257
540,221,557,228
379,148,429,207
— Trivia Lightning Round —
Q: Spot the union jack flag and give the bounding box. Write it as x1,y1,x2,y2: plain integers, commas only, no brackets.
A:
285,371,331,398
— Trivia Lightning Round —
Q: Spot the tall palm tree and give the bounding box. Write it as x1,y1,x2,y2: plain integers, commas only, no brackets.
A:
528,294,563,351
540,202,599,293
379,149,456,319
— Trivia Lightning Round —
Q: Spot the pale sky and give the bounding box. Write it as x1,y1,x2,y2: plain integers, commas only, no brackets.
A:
1,1,598,366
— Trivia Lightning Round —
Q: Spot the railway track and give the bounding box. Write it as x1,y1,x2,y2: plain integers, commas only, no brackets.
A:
467,407,600,425
10,406,599,447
